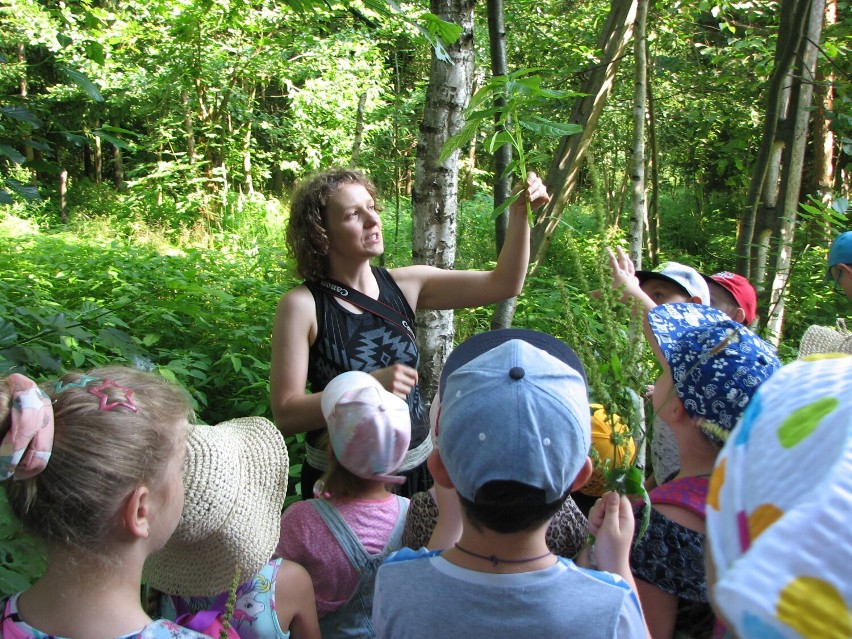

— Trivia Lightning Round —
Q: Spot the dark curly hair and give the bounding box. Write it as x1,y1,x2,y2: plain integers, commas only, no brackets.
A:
286,168,381,282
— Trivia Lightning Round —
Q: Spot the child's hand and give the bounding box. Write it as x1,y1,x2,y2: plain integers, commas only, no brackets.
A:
606,246,644,301
587,491,635,575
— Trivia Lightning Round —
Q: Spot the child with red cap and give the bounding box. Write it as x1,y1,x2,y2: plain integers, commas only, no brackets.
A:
701,271,757,326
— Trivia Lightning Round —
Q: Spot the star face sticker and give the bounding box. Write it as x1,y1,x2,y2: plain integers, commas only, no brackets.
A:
87,380,138,413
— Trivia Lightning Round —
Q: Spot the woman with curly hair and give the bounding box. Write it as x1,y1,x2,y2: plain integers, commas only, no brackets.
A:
270,168,549,499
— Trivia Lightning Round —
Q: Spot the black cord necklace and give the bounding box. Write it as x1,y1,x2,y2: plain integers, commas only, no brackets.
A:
453,543,553,567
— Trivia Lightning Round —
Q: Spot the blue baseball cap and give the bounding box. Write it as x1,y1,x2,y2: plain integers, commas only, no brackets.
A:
437,331,590,503
648,303,781,446
827,231,852,281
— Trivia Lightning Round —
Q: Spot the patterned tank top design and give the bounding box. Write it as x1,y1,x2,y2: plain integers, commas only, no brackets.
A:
306,267,428,448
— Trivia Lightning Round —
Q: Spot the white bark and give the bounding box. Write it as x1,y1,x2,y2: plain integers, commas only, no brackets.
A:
411,0,476,401
628,0,648,267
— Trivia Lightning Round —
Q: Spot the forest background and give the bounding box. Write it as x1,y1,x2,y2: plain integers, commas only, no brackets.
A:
0,0,850,594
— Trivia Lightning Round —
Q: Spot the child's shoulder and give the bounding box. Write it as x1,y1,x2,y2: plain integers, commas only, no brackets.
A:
137,619,213,638
384,546,442,565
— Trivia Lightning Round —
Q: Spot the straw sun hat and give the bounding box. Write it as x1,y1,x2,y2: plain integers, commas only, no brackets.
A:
798,319,852,358
143,416,288,597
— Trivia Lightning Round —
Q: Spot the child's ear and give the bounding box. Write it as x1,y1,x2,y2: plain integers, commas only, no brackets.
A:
688,295,704,304
122,485,151,539
428,450,455,490
730,307,747,324
571,456,594,491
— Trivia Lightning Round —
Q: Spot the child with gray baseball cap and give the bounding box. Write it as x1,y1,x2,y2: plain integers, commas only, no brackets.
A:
373,329,648,639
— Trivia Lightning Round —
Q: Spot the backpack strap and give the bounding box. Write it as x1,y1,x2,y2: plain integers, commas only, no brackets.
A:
647,476,710,519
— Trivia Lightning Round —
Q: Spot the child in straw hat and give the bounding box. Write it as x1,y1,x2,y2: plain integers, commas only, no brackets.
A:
706,355,852,639
145,415,320,639
0,367,210,639
275,370,411,639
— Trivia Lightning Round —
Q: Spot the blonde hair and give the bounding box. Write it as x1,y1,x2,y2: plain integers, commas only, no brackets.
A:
319,452,378,499
1,366,193,558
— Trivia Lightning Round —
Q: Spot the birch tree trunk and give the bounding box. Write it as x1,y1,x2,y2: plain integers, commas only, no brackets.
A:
530,0,638,273
646,47,660,266
487,0,517,329
351,92,368,167
811,0,836,223
735,0,813,277
763,0,824,343
411,0,476,403
628,0,648,267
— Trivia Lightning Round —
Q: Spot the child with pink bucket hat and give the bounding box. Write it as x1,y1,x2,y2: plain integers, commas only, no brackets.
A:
706,355,852,639
275,370,411,638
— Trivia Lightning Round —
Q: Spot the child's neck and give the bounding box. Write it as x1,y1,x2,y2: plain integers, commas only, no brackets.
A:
337,482,394,501
672,417,720,478
16,548,151,639
443,521,555,574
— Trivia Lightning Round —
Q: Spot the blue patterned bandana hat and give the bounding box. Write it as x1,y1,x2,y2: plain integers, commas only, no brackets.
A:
647,303,781,446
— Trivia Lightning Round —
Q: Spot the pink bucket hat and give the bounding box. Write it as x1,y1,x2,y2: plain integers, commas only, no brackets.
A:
321,371,411,484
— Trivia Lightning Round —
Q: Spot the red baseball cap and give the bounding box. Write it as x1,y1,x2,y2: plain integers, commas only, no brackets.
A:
705,272,757,325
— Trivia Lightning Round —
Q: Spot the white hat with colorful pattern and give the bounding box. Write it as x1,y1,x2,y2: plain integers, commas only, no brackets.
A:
706,354,852,639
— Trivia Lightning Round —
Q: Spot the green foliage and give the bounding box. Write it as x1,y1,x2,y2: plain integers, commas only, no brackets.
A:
439,68,583,217
0,490,47,596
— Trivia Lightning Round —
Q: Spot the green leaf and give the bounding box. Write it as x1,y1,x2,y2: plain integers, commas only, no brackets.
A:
142,333,161,346
98,125,141,137
519,116,583,137
0,565,35,594
83,40,106,65
4,179,40,202
157,366,178,384
486,130,515,154
60,66,104,102
94,131,135,151
0,320,16,347
0,145,26,164
421,12,462,45
491,191,522,219
62,133,88,147
0,106,42,128
439,119,482,164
